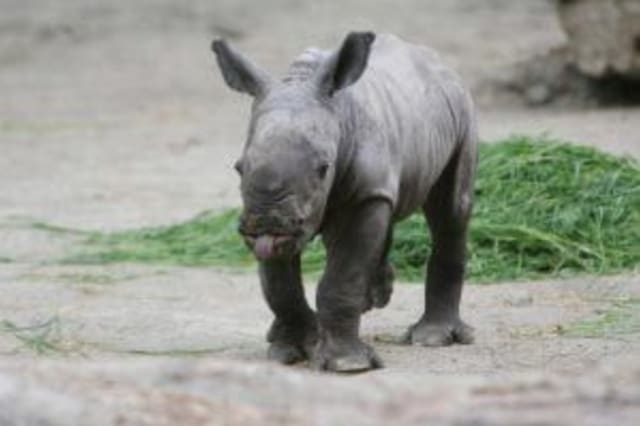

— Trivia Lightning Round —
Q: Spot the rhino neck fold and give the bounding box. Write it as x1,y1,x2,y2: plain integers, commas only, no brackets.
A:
323,90,362,210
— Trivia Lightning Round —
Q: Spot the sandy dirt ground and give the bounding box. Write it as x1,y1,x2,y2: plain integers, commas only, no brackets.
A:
1,1,640,424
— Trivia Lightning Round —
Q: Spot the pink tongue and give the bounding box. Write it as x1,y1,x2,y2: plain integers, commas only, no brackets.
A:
254,235,276,259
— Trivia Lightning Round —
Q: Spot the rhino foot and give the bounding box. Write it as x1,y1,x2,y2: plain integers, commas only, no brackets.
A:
404,317,474,346
266,316,317,364
312,336,383,372
267,341,307,364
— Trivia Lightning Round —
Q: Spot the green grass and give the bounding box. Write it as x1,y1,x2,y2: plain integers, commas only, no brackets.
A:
117,348,233,357
560,298,640,338
68,209,254,268
66,136,640,282
21,271,138,285
0,316,65,355
0,120,103,135
28,220,89,235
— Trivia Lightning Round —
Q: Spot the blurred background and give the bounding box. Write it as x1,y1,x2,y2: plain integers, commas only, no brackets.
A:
1,3,640,423
1,0,638,231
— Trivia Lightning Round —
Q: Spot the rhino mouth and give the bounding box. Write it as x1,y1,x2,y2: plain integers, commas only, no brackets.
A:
238,212,308,260
242,233,302,260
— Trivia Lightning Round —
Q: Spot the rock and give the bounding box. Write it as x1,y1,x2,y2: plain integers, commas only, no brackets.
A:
525,83,553,106
556,0,640,78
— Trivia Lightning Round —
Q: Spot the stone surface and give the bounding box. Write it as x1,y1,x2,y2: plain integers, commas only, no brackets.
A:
556,0,640,77
1,256,639,425
0,357,639,426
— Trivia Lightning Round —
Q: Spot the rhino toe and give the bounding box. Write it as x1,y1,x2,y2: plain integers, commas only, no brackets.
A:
404,317,474,346
268,341,307,365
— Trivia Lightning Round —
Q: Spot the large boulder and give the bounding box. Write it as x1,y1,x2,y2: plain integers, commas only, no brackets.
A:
556,0,640,78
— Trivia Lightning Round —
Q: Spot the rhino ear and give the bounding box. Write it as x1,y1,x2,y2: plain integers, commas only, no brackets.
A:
316,32,375,97
211,39,272,97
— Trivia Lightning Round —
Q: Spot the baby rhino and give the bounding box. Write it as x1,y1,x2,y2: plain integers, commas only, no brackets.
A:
211,32,477,372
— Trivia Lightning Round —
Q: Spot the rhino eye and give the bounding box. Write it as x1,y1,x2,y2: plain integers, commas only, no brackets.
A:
317,162,329,179
234,159,244,175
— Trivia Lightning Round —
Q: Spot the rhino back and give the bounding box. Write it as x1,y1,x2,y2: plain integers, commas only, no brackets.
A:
335,34,474,220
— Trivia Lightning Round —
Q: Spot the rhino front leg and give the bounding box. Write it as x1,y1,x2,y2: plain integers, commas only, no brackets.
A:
406,140,476,346
362,228,394,313
314,199,391,372
259,256,317,364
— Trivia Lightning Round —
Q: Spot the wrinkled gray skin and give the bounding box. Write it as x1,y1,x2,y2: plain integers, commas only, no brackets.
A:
211,32,477,372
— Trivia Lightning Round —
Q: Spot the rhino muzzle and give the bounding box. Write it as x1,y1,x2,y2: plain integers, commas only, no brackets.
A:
238,213,306,260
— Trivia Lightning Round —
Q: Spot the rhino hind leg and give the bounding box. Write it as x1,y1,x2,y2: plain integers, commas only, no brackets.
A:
259,257,318,364
405,129,477,347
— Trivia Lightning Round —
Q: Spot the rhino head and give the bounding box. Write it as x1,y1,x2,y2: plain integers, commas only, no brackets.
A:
212,32,375,260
